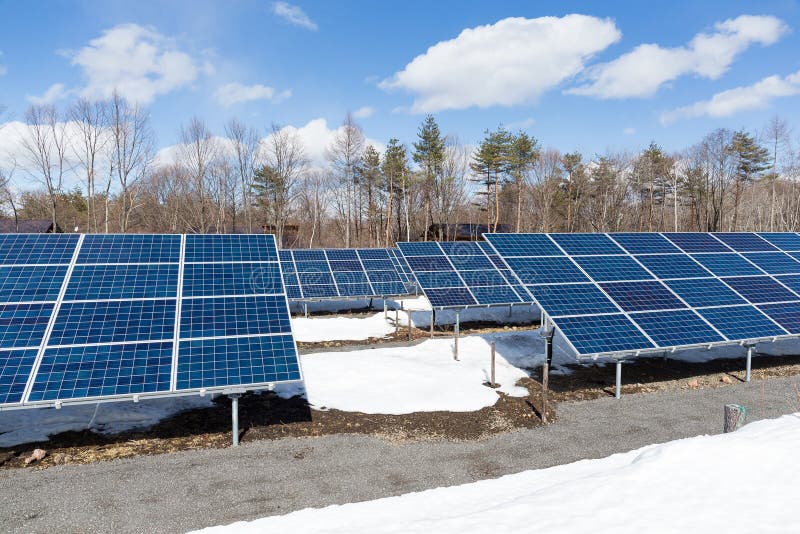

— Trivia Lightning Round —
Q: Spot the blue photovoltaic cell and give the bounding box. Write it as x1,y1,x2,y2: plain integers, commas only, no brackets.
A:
0,265,67,303
176,334,300,389
600,281,686,312
690,253,763,276
329,260,363,272
439,242,481,255
337,283,374,297
365,270,402,283
664,278,746,307
425,288,476,308
663,233,732,253
357,249,391,260
555,314,654,355
712,233,777,252
406,256,453,271
326,249,358,261
180,295,290,339
184,234,278,262
775,274,800,294
291,249,326,262
294,261,329,273
28,342,173,402
285,285,302,299
398,242,442,256
471,286,523,305
758,233,800,251
528,284,619,317
297,284,338,298
297,272,335,286
64,264,179,300
573,255,653,282
459,270,507,286
482,233,563,257
759,302,800,334
182,263,282,297
0,303,54,349
282,272,300,287
372,282,407,295
634,254,711,279
0,234,79,265
416,272,464,288
610,233,680,254
630,309,724,346
549,233,624,255
448,255,494,271
333,271,369,285
698,305,787,339
0,349,38,404
78,234,180,263
49,300,176,346
504,256,589,285
362,259,395,271
741,252,800,275
721,276,799,304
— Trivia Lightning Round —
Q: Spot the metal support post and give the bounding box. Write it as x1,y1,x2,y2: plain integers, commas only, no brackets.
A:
383,299,387,319
453,311,460,360
303,302,308,318
230,394,242,446
490,341,496,387
407,310,412,341
395,308,399,335
746,346,753,383
540,327,554,424
508,304,513,318
615,360,622,399
430,309,435,339
369,298,374,312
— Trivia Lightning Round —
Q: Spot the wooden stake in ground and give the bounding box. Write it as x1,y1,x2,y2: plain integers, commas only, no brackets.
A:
724,404,745,433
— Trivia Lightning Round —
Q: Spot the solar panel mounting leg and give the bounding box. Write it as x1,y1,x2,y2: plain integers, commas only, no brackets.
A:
383,299,387,319
454,311,460,360
430,309,435,339
303,302,308,318
541,329,553,424
615,361,622,399
230,394,242,446
746,346,753,383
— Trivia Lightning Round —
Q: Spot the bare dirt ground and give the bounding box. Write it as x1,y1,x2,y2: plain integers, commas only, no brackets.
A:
2,317,799,471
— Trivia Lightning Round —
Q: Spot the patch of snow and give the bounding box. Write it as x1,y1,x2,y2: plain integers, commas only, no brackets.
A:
194,413,800,534
292,312,396,342
0,396,214,448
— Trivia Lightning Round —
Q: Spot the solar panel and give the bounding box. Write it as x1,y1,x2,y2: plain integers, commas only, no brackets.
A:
484,232,800,357
0,233,302,410
397,241,530,309
278,248,411,301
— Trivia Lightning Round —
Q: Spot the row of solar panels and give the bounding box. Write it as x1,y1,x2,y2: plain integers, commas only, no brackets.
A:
479,232,800,357
0,233,301,408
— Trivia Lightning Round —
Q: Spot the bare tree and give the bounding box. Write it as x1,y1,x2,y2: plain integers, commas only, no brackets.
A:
179,117,219,233
326,114,364,247
0,162,20,229
21,104,69,228
763,116,790,231
225,119,260,232
109,92,154,233
70,98,109,232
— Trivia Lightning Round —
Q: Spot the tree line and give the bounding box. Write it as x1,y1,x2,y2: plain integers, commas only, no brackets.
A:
1,95,798,245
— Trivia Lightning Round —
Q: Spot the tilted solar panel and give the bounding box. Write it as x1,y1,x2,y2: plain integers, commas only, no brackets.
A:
0,233,302,410
484,232,800,358
397,241,530,309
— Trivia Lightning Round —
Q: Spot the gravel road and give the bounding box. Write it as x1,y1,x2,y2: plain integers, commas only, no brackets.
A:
1,375,797,533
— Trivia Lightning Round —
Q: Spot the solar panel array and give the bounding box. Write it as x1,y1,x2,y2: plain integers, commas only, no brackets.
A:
484,232,800,357
388,248,414,288
396,241,531,308
279,248,409,301
0,233,301,410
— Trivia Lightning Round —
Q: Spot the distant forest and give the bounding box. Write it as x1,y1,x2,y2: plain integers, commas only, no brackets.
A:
1,96,798,246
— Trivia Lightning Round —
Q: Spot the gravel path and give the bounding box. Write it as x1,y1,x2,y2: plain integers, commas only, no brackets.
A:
1,375,797,533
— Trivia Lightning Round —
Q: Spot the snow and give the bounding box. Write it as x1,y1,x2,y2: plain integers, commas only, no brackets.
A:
292,312,396,342
194,413,800,534
293,332,548,414
0,396,214,448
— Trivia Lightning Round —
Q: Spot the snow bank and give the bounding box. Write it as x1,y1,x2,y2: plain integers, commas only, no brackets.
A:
292,312,396,342
293,331,551,414
195,413,800,534
0,396,214,448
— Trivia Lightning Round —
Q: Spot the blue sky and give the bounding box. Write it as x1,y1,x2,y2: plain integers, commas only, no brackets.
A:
1,0,800,160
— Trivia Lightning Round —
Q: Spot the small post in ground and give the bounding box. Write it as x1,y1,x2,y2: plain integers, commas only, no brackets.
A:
453,310,460,360
383,299,387,319
407,309,413,341
490,341,496,387
229,393,242,446
745,345,753,382
395,308,399,335
724,403,745,432
540,325,554,424
430,309,436,339
615,360,623,399
303,302,308,318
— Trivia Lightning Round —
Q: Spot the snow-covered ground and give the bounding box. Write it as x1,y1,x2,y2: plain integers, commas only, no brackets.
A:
292,312,397,342
194,413,800,534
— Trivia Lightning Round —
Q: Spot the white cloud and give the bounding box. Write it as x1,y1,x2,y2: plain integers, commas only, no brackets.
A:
507,117,536,130
272,2,317,31
660,70,800,124
214,83,291,107
67,23,210,104
26,83,70,105
380,15,621,113
623,127,636,135
352,106,374,119
569,15,788,99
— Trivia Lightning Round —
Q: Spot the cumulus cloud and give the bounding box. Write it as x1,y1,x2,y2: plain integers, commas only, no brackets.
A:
352,106,374,119
380,15,621,113
569,15,788,99
65,23,211,104
26,83,71,105
156,118,384,170
272,2,317,31
214,83,291,107
660,70,800,124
